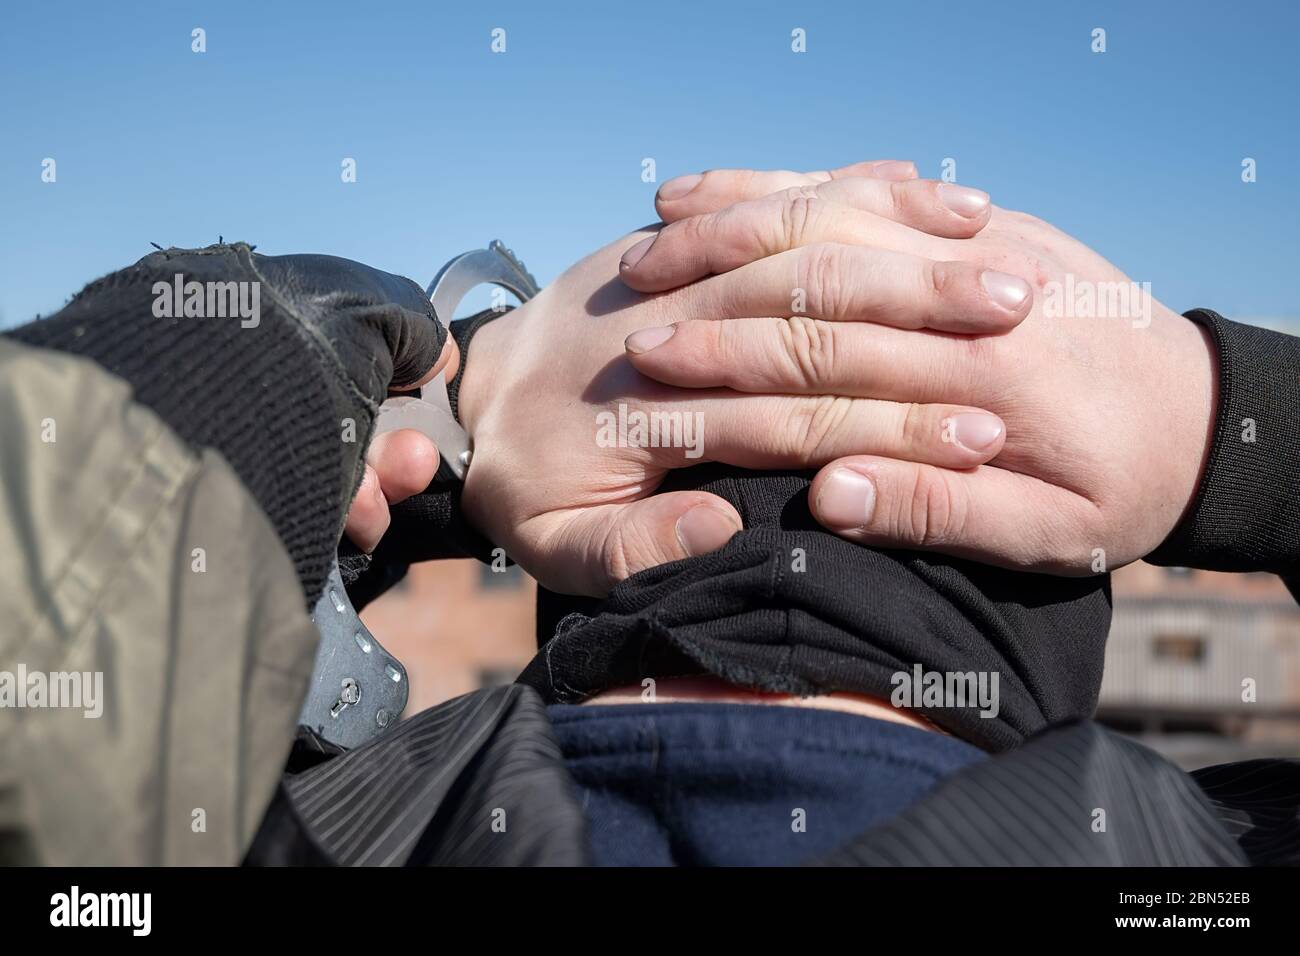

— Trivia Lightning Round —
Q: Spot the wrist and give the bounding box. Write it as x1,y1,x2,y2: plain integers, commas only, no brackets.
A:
454,305,520,439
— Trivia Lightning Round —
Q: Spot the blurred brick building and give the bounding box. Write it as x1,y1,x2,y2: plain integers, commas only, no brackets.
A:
1101,563,1300,766
361,560,537,716
365,558,1300,767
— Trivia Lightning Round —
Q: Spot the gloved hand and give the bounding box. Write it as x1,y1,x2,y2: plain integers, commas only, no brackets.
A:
248,249,454,411
7,241,457,604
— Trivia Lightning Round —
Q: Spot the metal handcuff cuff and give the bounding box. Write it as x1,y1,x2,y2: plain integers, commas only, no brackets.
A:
298,242,540,749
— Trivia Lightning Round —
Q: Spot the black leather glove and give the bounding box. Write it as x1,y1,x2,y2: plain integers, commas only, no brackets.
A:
340,309,507,610
6,241,446,605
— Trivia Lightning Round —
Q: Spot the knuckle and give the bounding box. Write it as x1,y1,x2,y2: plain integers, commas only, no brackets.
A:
928,259,961,300
776,315,837,389
677,212,712,249
786,394,855,461
597,521,637,588
735,169,759,198
694,168,721,192
897,402,933,453
672,213,737,276
782,183,822,202
798,243,849,319
608,517,673,584
887,180,912,222
778,194,830,252
713,320,749,374
597,545,626,592
901,467,968,548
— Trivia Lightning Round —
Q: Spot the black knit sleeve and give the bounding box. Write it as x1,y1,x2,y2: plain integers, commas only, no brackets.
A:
4,242,451,606
1146,309,1300,579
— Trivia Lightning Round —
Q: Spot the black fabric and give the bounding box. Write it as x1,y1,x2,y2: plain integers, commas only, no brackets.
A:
522,469,1112,753
5,242,447,605
1148,309,1300,580
819,720,1250,866
247,683,1286,867
245,684,589,867
1191,758,1300,866
446,306,510,423
340,478,490,609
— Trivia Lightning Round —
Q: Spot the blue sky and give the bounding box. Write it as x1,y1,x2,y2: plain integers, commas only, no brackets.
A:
2,0,1297,327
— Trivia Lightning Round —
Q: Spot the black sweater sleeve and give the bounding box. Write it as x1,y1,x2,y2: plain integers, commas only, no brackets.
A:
1147,309,1300,581
4,242,458,606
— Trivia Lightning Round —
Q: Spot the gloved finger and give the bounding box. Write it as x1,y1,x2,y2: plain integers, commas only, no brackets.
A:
809,457,1098,574
621,178,992,292
655,160,917,222
525,492,743,596
394,334,460,391
365,429,441,502
250,251,449,394
344,464,391,554
383,303,454,391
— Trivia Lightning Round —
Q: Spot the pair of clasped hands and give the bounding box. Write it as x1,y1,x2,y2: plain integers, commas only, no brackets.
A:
346,160,1217,596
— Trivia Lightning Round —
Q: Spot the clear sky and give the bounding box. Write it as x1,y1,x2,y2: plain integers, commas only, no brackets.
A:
2,0,1297,328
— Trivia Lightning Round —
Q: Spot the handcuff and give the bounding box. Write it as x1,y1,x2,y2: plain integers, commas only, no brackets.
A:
298,241,540,749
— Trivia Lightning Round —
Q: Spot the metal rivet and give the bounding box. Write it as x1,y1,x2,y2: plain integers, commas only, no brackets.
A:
385,664,402,683
328,588,346,613
330,677,361,718
354,631,372,653
376,709,390,728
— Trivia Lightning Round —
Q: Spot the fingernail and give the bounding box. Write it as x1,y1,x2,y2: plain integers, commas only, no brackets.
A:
658,173,703,201
937,183,990,218
625,325,676,354
619,236,655,271
676,505,740,556
816,468,876,531
948,413,1004,452
980,269,1031,312
872,160,916,180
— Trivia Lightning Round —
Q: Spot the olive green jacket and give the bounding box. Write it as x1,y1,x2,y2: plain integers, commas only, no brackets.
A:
0,339,317,865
